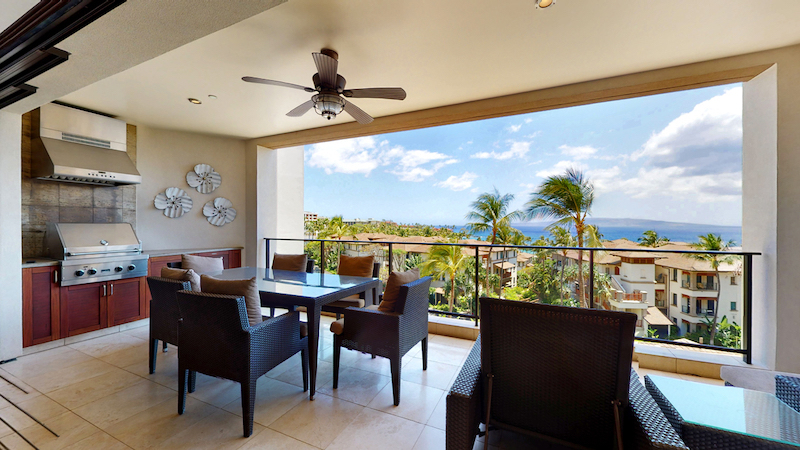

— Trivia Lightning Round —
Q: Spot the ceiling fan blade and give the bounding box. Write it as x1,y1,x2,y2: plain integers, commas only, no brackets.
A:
312,52,338,87
343,101,374,124
286,100,315,117
242,76,315,92
342,87,406,100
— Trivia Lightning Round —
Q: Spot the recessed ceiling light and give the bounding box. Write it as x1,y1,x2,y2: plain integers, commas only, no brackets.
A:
188,98,202,104
208,95,217,99
536,0,554,8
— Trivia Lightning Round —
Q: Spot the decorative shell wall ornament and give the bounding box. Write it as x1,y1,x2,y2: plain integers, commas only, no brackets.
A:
154,187,193,218
186,163,221,194
203,197,237,227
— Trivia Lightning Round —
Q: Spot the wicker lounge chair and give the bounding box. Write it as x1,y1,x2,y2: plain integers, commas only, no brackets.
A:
331,276,432,406
146,277,190,374
776,374,800,412
176,290,308,437
445,298,688,450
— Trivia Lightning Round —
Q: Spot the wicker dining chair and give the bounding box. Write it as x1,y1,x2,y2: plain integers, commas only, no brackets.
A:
323,261,381,319
446,298,687,450
176,290,308,437
146,277,190,374
331,276,432,406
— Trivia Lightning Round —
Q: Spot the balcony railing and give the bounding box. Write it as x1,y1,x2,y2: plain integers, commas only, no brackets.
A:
265,237,759,363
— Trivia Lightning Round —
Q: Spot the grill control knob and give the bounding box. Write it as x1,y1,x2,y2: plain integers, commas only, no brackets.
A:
87,268,97,275
127,264,136,271
115,266,124,272
75,269,85,277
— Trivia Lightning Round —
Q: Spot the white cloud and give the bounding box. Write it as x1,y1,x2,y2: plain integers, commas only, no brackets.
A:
506,124,522,133
470,141,530,160
608,167,741,202
535,160,586,179
436,172,478,191
305,137,381,175
525,130,542,139
524,118,533,124
559,144,598,160
306,137,457,182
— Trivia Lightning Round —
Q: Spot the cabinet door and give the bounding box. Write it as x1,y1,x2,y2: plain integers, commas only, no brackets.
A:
22,267,60,347
108,278,145,326
229,249,241,268
146,255,181,303
194,251,230,269
60,282,107,337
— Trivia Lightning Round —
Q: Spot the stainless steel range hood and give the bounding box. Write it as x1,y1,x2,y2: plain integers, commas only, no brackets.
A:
31,103,141,186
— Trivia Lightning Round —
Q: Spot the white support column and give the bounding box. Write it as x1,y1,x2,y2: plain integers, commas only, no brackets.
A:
0,111,23,361
245,144,304,268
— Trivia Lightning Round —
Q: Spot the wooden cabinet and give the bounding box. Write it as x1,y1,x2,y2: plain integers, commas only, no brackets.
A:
60,278,145,338
108,277,146,326
146,249,242,302
22,266,60,347
60,282,107,337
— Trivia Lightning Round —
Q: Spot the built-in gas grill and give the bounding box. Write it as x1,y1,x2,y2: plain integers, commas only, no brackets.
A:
44,223,149,286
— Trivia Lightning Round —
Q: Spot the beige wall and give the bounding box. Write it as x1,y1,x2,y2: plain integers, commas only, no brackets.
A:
0,111,23,360
136,126,247,258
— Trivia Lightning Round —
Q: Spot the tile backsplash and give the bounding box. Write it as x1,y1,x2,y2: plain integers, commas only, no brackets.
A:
21,110,138,258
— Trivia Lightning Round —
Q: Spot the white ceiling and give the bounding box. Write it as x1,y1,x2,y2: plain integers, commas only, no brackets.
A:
22,0,800,139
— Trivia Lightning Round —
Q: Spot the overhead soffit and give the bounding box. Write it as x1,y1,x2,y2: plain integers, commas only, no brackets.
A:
42,0,800,139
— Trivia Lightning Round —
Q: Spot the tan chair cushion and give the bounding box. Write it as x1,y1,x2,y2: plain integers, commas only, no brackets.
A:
338,255,375,277
330,305,379,335
160,267,201,291
379,268,420,312
326,297,366,309
200,275,261,326
182,254,224,275
272,253,308,272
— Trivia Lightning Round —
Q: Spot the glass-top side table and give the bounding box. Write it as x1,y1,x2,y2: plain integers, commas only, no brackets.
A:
645,374,800,449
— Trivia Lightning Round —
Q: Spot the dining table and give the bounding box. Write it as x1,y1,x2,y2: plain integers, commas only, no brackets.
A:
212,267,381,399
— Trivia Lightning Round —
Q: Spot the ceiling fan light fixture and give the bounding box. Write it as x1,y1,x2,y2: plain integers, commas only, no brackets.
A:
536,0,554,8
312,93,345,120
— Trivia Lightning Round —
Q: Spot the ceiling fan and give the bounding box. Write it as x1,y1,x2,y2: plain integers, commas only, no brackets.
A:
242,49,406,125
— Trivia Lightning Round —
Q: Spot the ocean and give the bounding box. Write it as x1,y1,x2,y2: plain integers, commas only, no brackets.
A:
454,219,742,246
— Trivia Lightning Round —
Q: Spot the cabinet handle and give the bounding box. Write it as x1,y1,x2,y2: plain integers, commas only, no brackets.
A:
54,269,59,284
103,284,107,297
110,284,114,296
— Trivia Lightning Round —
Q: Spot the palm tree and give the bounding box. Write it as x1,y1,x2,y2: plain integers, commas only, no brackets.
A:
638,230,670,247
420,245,469,312
466,188,524,295
690,233,737,344
525,168,595,307
548,225,576,305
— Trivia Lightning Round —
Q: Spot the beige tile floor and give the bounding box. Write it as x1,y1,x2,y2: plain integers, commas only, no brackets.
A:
0,316,722,450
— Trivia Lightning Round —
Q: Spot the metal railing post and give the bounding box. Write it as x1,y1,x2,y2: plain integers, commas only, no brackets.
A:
744,254,753,364
320,240,325,274
265,238,270,269
475,246,480,326
388,243,393,273
589,250,595,309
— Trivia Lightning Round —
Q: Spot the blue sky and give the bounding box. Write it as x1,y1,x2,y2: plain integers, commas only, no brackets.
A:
304,84,742,226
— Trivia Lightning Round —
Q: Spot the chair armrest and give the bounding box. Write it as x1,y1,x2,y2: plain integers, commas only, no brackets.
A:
626,370,688,450
248,311,306,359
776,375,800,413
446,335,482,450
341,307,400,352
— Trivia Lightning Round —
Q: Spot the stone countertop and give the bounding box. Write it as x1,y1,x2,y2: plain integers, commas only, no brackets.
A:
22,257,59,268
144,247,243,258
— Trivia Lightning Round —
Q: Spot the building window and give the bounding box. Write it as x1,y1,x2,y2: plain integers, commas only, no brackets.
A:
672,293,677,305
731,276,737,285
672,269,677,281
731,301,737,311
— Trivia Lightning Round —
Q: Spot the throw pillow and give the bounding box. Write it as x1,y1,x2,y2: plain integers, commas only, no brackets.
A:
338,254,375,277
200,275,262,326
160,267,201,291
378,268,420,312
181,254,224,275
272,253,308,272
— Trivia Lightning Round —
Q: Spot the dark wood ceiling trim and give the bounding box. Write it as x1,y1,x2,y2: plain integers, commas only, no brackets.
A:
251,64,771,149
